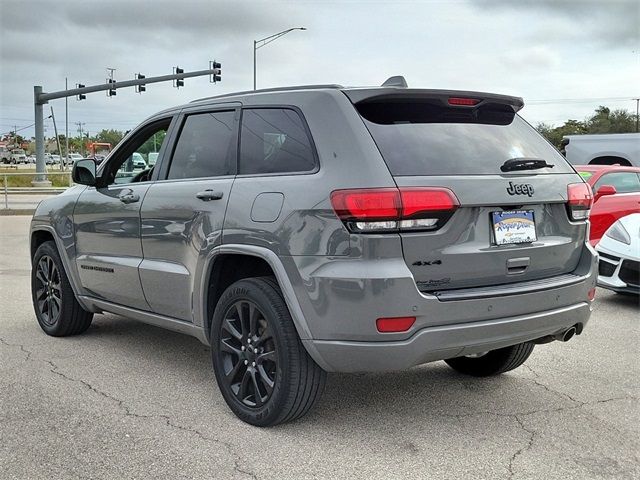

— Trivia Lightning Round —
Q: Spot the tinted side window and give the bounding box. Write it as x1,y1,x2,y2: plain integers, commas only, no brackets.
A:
239,108,316,175
167,111,235,180
593,172,640,193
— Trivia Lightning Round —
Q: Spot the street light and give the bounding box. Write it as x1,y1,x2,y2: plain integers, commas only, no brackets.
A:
254,27,306,90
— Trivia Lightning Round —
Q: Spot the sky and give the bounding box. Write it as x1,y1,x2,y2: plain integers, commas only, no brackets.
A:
0,0,638,140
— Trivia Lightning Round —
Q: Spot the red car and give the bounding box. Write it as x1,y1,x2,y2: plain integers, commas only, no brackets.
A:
574,165,640,245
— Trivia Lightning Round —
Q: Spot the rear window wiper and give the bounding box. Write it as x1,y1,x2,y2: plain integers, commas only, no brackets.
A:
500,157,554,172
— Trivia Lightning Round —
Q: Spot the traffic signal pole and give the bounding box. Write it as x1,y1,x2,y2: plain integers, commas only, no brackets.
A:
32,65,222,185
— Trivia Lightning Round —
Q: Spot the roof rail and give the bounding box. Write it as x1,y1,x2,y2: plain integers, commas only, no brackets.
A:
190,84,344,103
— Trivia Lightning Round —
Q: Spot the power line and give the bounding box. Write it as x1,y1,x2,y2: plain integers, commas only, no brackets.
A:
528,97,634,105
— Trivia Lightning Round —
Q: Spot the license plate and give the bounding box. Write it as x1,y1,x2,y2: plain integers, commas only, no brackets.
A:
492,210,537,245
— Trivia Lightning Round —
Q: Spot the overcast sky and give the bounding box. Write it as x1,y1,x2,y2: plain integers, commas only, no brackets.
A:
1,0,638,139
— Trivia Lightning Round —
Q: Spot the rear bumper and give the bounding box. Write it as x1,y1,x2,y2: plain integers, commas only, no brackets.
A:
304,302,591,372
284,242,597,372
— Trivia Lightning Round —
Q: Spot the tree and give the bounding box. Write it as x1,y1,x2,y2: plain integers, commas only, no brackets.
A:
536,106,636,149
94,129,124,146
536,119,586,149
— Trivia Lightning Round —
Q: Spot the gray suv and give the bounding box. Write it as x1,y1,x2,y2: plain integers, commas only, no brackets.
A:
30,81,597,426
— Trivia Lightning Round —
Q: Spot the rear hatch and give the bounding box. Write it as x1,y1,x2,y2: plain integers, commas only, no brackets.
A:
345,89,589,293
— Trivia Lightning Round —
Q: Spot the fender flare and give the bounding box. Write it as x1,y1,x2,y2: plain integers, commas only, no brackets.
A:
197,244,333,371
30,224,94,312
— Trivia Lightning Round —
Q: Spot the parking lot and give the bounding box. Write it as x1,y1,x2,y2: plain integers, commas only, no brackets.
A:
0,214,638,479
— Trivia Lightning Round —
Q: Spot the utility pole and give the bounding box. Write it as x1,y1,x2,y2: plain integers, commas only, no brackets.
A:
76,122,86,156
65,77,69,165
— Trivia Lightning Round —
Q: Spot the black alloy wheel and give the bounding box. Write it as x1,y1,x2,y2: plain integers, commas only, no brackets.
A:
219,300,277,408
34,255,63,326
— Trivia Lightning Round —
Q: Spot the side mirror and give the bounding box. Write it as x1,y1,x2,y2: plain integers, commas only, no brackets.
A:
595,184,616,201
72,159,97,186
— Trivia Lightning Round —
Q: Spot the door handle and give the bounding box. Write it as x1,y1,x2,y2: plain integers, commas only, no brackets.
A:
119,192,140,204
196,190,224,201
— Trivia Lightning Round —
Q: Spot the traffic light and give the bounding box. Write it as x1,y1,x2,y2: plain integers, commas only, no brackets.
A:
135,73,146,93
107,78,116,97
173,67,184,88
76,84,86,101
210,61,222,83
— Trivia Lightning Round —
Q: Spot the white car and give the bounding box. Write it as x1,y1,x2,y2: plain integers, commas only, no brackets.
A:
68,153,84,162
596,213,640,295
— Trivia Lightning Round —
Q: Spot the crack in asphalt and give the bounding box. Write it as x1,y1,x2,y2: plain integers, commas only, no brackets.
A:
0,337,32,362
2,337,637,479
0,338,259,480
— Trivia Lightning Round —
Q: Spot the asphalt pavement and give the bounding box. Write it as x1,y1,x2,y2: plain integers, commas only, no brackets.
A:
1,215,638,480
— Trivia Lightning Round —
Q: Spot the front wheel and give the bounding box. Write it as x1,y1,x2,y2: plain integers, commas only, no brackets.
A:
211,277,326,427
444,342,534,377
31,241,93,336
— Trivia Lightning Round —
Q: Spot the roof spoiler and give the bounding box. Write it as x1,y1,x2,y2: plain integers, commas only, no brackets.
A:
345,88,524,112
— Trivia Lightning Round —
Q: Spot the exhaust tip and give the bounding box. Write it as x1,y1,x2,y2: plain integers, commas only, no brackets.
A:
561,327,576,342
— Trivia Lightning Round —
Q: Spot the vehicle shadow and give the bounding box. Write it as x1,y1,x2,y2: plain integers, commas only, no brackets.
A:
80,313,556,433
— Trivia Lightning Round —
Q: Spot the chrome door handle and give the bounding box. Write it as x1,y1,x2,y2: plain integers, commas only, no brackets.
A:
196,190,224,201
119,192,140,204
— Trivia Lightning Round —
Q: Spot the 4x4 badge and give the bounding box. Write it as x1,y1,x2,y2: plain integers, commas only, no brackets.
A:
506,181,534,197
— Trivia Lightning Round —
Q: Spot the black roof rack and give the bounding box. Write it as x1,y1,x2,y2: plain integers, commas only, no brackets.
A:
190,84,344,103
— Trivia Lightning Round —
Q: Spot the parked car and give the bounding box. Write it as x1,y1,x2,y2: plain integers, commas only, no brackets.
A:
563,133,640,167
596,213,640,295
50,154,61,164
0,146,11,164
574,165,640,245
10,148,27,164
147,152,159,167
26,155,36,164
30,81,597,426
68,153,84,163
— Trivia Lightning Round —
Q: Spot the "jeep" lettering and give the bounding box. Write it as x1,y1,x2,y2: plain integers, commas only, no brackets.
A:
506,182,534,197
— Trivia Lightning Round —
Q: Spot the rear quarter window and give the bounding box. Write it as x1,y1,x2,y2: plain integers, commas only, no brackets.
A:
239,108,316,175
356,100,574,176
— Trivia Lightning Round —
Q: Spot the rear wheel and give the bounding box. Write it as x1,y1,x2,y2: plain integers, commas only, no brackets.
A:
444,342,534,377
31,241,93,336
211,277,326,427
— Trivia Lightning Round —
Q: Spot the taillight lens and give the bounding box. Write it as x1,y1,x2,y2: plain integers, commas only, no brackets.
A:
331,187,459,233
567,183,593,221
448,97,481,106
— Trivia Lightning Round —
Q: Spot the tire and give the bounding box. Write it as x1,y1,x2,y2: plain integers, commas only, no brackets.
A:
444,342,534,377
31,241,93,336
211,277,326,427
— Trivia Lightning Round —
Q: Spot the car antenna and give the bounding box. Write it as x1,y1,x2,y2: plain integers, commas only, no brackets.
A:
381,76,408,88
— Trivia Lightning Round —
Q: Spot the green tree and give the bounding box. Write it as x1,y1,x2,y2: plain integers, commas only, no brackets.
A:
586,106,636,134
536,119,586,149
94,129,124,146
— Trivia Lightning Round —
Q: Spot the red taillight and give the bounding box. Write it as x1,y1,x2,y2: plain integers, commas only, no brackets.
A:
567,183,593,221
376,316,416,333
400,188,459,217
448,97,481,106
588,288,596,301
330,188,400,221
331,187,459,232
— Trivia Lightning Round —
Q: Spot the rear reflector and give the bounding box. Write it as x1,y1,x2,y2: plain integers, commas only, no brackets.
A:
448,97,481,106
376,316,416,333
567,183,593,221
588,288,596,302
331,187,459,233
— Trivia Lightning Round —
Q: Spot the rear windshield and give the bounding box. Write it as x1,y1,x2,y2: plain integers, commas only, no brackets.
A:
356,100,573,176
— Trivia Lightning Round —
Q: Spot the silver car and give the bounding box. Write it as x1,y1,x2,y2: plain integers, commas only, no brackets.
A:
30,81,597,426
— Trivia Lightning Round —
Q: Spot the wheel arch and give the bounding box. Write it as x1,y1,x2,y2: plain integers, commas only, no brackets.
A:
30,225,90,310
200,245,313,341
588,155,632,166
